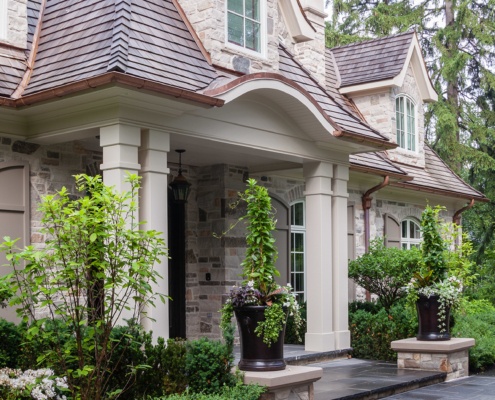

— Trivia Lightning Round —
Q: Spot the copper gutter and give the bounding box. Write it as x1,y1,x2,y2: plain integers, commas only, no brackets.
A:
453,198,475,225
390,181,489,202
5,72,224,108
363,176,390,252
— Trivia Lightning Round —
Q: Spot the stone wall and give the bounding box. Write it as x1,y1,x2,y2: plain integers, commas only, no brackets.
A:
0,137,102,246
350,65,426,168
3,0,27,48
177,0,327,84
182,166,306,340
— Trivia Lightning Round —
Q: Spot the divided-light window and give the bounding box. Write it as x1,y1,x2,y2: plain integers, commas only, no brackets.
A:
401,219,421,250
396,96,416,151
290,201,305,302
227,0,261,53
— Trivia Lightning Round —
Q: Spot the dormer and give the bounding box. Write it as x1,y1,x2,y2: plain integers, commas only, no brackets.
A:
0,0,27,49
330,32,437,168
176,0,326,83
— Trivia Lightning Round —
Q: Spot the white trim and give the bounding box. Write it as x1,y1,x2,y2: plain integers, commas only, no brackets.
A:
278,0,315,43
401,218,421,249
225,0,267,57
0,0,8,41
290,200,306,301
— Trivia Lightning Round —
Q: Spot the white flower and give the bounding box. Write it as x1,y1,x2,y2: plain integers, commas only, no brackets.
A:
247,280,254,287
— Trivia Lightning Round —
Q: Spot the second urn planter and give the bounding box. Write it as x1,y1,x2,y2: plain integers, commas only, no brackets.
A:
235,305,288,371
416,294,451,341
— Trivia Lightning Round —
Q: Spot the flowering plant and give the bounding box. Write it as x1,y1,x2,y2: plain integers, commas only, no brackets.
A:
219,179,302,346
406,205,474,332
0,368,68,400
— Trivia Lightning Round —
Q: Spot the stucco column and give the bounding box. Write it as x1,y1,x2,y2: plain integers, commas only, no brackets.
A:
303,161,335,351
138,129,170,340
332,164,350,349
99,123,141,324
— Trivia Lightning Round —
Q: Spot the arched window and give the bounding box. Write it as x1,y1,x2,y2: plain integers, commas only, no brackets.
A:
290,201,305,302
396,96,416,151
401,219,421,249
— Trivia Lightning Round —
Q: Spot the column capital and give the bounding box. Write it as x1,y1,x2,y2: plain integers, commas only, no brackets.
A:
100,124,141,147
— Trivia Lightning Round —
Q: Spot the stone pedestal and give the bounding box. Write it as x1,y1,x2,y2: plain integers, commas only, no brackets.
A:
243,365,322,400
391,338,475,381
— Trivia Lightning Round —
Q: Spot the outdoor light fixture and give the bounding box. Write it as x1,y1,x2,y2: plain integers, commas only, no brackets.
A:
169,149,191,203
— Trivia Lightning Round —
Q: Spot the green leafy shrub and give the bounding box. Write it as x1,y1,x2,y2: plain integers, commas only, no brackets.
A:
285,302,306,345
155,382,265,400
349,239,421,310
349,301,417,361
161,339,188,396
0,319,22,368
185,337,236,394
452,299,495,371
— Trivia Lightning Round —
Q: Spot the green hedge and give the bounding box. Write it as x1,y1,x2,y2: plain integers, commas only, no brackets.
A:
349,301,417,361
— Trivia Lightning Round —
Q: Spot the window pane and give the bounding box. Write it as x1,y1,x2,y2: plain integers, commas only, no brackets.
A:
295,273,304,292
401,220,407,239
245,0,259,20
294,253,304,272
292,202,304,226
402,243,408,250
227,0,243,14
227,12,244,46
245,19,260,52
412,222,420,238
295,233,304,252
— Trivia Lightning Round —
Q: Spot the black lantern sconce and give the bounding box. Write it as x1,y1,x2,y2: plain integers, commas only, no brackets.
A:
169,149,192,203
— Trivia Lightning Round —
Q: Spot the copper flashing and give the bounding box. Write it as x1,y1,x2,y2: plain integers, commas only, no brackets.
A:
12,0,47,99
453,199,475,225
5,72,224,108
204,72,395,150
390,181,489,202
296,0,317,32
172,0,212,66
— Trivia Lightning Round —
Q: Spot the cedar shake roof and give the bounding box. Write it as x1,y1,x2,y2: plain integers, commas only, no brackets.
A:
330,31,413,88
23,0,218,96
350,152,408,179
388,145,486,200
278,45,389,143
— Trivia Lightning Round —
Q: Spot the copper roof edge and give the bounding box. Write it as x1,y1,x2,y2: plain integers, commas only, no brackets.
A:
2,72,224,108
390,181,489,202
203,71,393,149
12,0,47,99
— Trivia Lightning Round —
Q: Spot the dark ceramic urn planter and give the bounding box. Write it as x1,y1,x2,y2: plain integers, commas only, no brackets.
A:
234,305,288,371
416,294,451,341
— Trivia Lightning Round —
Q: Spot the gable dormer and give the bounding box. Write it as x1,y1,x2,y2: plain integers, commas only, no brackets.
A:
176,0,327,84
0,0,27,49
330,32,437,168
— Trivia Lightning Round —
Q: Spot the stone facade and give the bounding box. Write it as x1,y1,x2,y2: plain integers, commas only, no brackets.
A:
2,0,27,48
349,65,426,168
0,137,102,246
177,0,327,84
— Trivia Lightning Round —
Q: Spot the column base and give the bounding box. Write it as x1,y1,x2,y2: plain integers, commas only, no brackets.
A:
334,329,351,349
304,332,335,352
391,337,475,381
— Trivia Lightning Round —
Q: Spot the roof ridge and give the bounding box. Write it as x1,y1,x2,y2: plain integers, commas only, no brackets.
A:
11,0,47,99
279,44,389,142
328,30,414,51
107,0,132,73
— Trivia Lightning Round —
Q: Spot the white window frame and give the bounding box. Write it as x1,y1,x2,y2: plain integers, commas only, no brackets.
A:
290,201,306,302
225,0,267,57
396,95,417,152
401,218,421,250
0,0,8,42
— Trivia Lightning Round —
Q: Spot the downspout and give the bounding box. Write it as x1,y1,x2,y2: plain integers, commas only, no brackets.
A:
362,176,390,252
453,199,475,248
453,199,474,225
362,176,390,301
